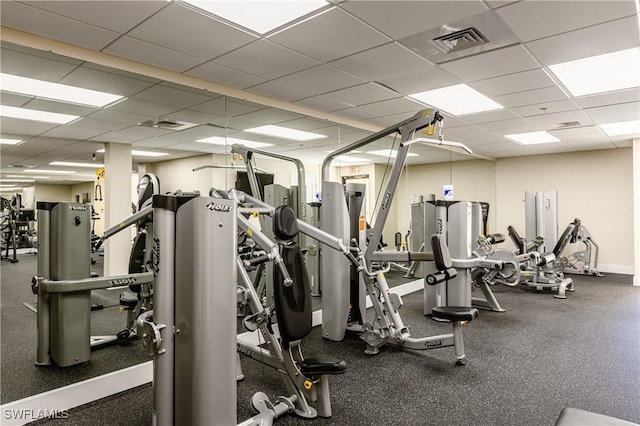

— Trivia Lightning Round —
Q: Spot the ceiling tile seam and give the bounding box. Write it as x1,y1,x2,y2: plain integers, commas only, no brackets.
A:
264,4,338,39
3,139,85,168
334,3,401,43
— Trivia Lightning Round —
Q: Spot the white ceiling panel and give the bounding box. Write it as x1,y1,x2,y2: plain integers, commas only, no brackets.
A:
469,69,555,97
583,102,640,124
460,109,520,125
1,47,81,81
359,97,425,117
1,136,76,156
127,3,257,60
340,1,488,40
496,0,637,42
525,110,593,130
493,86,568,108
292,96,352,112
24,1,168,34
103,36,204,73
526,16,640,67
612,139,633,148
213,40,319,80
132,85,211,109
132,136,189,148
329,42,432,81
161,110,221,126
110,99,181,118
68,118,131,133
87,109,155,125
269,7,390,62
0,93,32,107
245,82,313,103
332,107,379,121
572,89,640,109
0,117,59,135
274,65,365,95
440,45,540,82
277,118,333,131
478,118,539,133
366,65,457,96
511,99,578,117
59,66,156,97
185,61,266,89
40,125,109,141
568,140,617,151
189,98,265,118
23,98,99,117
90,125,175,143
2,1,120,50
486,0,519,7
323,83,399,107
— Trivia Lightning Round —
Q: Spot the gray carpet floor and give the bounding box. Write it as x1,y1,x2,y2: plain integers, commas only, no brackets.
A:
2,254,639,426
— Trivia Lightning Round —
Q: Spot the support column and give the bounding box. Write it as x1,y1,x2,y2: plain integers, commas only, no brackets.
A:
633,138,640,286
104,143,132,276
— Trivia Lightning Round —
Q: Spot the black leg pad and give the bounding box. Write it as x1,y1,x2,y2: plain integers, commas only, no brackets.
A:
300,355,347,376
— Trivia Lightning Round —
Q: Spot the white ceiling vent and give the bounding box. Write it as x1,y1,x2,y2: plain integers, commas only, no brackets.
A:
552,121,581,128
398,10,520,64
430,27,489,54
138,119,198,131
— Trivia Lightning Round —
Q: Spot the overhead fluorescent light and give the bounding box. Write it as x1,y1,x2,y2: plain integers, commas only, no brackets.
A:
1,179,34,183
0,138,23,145
505,131,560,145
548,48,640,97
327,150,363,154
6,175,49,179
598,120,640,137
335,155,371,163
408,84,503,116
368,149,418,158
96,149,169,157
50,161,105,168
182,0,328,34
196,136,273,149
22,169,76,175
245,125,326,141
0,73,124,107
0,105,79,124
0,184,16,188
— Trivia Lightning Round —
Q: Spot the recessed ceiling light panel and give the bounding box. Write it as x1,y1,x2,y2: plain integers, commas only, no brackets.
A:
0,138,23,145
505,131,560,145
368,149,418,158
599,120,640,137
50,161,105,168
548,48,640,97
196,136,273,148
0,105,79,124
96,149,169,157
244,125,326,141
408,84,503,116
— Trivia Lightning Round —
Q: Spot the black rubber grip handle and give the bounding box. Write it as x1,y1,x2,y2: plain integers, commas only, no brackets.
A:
487,233,505,244
425,267,457,285
245,254,270,267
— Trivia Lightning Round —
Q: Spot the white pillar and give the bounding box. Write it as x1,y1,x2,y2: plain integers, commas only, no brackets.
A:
633,138,640,286
104,143,132,276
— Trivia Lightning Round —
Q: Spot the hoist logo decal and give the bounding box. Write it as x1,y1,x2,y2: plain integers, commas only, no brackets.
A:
206,202,231,212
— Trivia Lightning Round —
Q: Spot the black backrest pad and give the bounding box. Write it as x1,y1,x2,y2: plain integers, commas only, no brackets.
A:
507,226,526,254
553,223,575,257
273,205,299,241
431,234,453,270
273,242,312,343
127,232,146,292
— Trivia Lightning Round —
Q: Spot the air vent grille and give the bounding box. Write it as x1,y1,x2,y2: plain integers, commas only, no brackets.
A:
430,27,489,54
552,121,581,128
138,119,198,131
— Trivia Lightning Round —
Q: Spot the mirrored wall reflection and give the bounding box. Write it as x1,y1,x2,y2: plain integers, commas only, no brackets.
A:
0,41,498,404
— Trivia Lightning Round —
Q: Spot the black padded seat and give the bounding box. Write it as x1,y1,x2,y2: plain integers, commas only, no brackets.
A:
555,408,639,426
300,355,347,376
431,306,479,322
119,291,138,308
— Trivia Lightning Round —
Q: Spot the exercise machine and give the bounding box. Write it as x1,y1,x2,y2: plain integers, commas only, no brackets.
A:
555,218,603,276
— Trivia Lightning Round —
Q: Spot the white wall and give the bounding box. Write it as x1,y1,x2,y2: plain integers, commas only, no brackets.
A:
34,183,72,203
496,148,634,273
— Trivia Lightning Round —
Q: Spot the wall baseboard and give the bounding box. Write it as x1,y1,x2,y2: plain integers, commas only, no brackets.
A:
596,264,634,275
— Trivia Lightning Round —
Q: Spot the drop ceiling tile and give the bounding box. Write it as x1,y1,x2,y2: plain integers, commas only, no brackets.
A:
460,109,520,125
440,45,540,82
329,42,432,81
166,141,223,152
277,118,333,131
22,98,99,117
131,136,188,148
269,8,390,62
340,1,488,40
24,1,167,33
59,67,156,97
496,0,637,42
161,110,221,126
111,99,181,118
333,107,379,121
0,117,59,135
83,62,161,84
525,110,593,130
0,48,80,82
584,102,640,124
469,69,555,97
479,118,539,133
511,99,578,117
494,86,568,108
323,83,399,107
70,118,131,133
245,82,313,102
359,97,425,117
103,36,204,73
214,40,319,80
188,98,265,117
0,93,32,107
1,1,120,50
185,62,266,89
87,109,154,125
548,126,608,143
292,96,352,112
90,125,175,143
274,65,365,95
234,108,302,126
132,85,212,109
41,126,109,141
612,139,633,148
568,140,617,151
526,16,640,66
128,3,257,60
572,88,640,109
378,67,461,96
486,0,519,7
